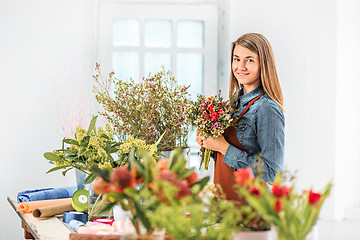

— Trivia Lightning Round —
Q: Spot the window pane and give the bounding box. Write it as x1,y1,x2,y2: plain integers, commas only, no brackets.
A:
112,52,139,82
113,19,139,46
144,53,171,76
176,53,203,100
144,20,172,48
177,21,204,48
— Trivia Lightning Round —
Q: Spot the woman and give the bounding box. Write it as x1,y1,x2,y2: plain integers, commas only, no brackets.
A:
196,33,285,201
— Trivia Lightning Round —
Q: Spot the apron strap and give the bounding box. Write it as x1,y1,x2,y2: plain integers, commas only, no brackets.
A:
233,93,265,126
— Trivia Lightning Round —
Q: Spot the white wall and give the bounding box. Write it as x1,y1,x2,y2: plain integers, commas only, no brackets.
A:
336,0,360,218
0,0,96,239
223,0,338,218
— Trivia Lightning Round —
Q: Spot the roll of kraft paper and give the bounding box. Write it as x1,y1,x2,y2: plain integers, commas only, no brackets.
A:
33,202,75,218
17,186,77,203
17,198,72,213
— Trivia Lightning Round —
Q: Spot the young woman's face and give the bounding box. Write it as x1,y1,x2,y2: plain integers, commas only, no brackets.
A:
232,44,261,94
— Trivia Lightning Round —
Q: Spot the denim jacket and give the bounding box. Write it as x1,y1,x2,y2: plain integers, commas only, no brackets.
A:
222,86,285,183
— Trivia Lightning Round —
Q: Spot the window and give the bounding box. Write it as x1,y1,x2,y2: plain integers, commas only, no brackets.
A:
97,1,218,178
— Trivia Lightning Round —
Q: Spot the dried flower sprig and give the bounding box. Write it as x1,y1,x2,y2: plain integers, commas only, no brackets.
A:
93,64,192,152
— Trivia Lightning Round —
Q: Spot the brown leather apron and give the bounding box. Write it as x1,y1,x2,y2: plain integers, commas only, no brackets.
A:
214,93,264,201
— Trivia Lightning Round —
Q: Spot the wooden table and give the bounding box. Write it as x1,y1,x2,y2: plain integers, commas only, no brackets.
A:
8,197,72,240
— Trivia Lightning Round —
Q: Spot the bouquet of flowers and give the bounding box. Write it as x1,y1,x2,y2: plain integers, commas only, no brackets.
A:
43,116,121,184
91,148,209,237
93,64,191,152
234,167,332,240
187,92,235,170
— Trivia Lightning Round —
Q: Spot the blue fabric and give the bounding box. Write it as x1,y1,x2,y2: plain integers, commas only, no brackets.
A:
17,186,77,203
222,86,285,183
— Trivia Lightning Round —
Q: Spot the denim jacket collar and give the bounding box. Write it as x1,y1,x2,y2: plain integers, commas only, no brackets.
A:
238,86,264,107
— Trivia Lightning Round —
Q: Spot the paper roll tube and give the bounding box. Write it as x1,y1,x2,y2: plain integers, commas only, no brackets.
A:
33,202,75,218
17,198,72,213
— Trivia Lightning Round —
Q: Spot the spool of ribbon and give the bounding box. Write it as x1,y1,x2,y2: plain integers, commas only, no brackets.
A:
71,189,89,212
92,218,115,226
63,211,88,224
68,219,85,232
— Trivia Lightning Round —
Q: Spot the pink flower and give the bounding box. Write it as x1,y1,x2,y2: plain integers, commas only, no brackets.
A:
234,167,255,186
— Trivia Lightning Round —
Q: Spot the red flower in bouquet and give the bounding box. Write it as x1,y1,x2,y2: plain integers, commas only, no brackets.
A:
210,112,219,120
308,190,322,206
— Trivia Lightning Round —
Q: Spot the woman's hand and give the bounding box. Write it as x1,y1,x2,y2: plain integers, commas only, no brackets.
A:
196,132,230,155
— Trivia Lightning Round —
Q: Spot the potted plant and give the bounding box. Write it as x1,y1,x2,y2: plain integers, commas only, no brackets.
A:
234,167,332,240
93,64,192,152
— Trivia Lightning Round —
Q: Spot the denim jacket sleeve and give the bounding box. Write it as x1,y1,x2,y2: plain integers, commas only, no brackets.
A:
222,99,285,183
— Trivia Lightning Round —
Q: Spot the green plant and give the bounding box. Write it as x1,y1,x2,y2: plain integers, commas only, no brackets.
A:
44,116,121,183
91,148,209,236
93,64,192,151
234,167,332,240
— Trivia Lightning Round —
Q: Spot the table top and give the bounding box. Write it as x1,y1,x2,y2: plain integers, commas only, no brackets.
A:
7,197,72,240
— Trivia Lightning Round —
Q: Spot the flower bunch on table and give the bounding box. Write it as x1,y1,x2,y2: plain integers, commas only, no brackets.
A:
187,92,235,170
43,116,121,183
234,167,332,240
93,64,192,152
91,148,209,237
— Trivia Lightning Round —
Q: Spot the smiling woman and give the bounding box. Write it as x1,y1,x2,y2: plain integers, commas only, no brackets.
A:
196,33,285,201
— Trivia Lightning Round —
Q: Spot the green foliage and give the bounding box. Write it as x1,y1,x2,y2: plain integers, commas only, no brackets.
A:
43,116,120,179
237,173,332,240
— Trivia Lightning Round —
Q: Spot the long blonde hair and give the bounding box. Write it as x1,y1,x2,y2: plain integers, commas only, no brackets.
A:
229,33,284,112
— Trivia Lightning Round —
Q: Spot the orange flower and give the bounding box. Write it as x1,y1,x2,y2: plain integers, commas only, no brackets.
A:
157,159,170,170
110,165,134,193
92,177,111,195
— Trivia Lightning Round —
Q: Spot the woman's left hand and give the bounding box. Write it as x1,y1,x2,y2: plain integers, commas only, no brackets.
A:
202,135,230,155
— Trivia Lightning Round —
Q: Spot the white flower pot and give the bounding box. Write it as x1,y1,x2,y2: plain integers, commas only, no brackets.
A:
232,230,272,240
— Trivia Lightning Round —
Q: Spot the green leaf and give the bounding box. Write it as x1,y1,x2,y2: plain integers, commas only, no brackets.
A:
63,139,79,146
85,172,97,184
46,165,67,174
191,176,209,192
90,166,110,182
43,152,61,161
87,116,98,135
134,201,152,231
61,168,72,176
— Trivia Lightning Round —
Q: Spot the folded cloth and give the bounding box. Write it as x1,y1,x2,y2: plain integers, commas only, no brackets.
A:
17,198,72,213
17,186,77,203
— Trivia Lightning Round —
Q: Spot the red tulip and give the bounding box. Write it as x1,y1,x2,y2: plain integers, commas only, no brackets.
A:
274,198,282,212
309,190,322,205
